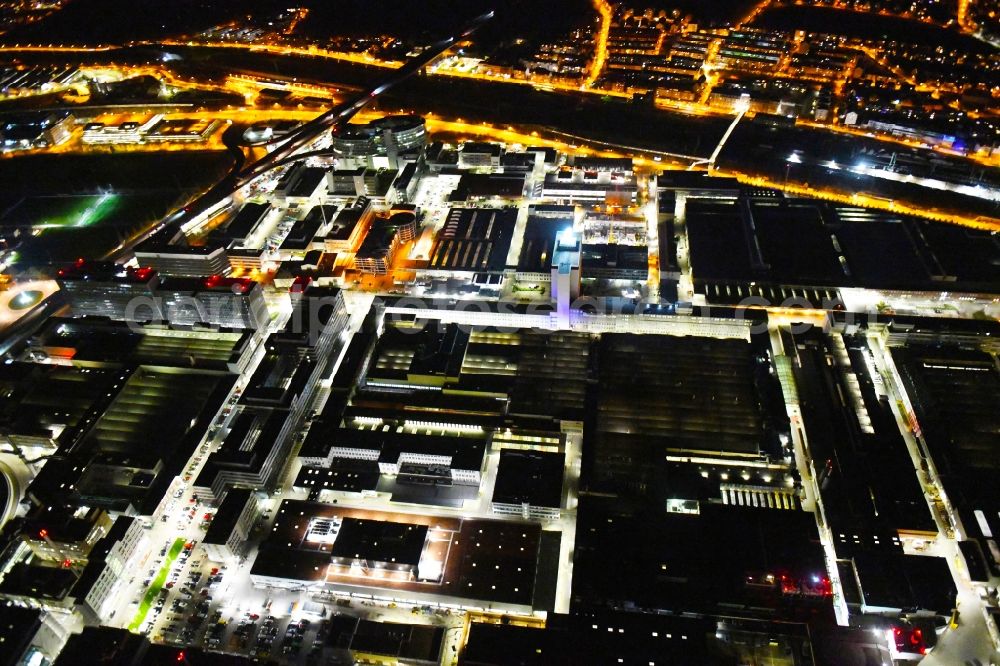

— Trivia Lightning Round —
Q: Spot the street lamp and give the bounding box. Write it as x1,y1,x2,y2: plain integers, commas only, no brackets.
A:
784,154,800,184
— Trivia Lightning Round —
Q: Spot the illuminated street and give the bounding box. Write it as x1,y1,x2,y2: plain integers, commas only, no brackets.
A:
0,2,998,666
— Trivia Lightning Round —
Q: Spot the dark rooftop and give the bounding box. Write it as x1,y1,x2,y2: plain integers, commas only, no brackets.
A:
0,361,119,447
463,611,716,666
286,166,327,199
788,328,936,538
492,450,564,509
220,202,271,244
54,626,256,665
252,501,543,607
330,517,428,567
584,333,787,496
450,173,525,200
279,207,325,252
686,193,1000,298
571,156,633,172
572,496,829,617
194,408,288,491
239,345,315,408
356,217,403,261
461,142,503,157
28,316,253,371
303,426,486,476
367,322,469,383
0,602,41,666
517,215,573,274
580,243,649,277
890,344,1000,545
56,261,158,285
294,460,380,493
852,551,956,615
0,563,77,602
349,619,443,661
450,519,540,607
28,366,233,515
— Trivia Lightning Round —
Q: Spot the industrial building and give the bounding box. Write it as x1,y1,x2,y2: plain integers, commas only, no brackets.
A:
250,501,545,612
425,207,516,276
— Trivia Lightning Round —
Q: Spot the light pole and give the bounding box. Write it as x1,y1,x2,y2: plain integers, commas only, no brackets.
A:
785,152,801,186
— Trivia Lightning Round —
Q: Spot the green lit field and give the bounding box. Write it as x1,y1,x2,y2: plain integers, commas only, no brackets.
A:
0,192,183,231
0,191,185,262
128,537,185,633
0,151,233,264
3,194,122,229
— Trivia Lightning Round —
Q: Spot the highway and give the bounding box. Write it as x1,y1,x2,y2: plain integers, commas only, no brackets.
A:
8,26,1000,174
239,11,493,182
153,11,495,237
6,9,998,246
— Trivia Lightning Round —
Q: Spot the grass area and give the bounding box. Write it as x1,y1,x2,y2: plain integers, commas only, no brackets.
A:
62,193,117,228
1,192,177,230
128,537,185,632
1,191,189,265
10,194,121,229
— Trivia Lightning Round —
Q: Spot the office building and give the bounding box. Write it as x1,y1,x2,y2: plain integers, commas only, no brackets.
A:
134,243,231,279
156,275,269,330
273,163,329,206
72,516,145,623
330,115,426,169
202,488,259,563
491,450,564,520
20,505,113,565
354,213,416,275
57,262,159,321
459,142,503,169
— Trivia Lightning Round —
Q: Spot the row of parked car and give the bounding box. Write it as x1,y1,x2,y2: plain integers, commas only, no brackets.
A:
156,553,226,646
